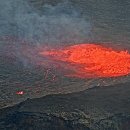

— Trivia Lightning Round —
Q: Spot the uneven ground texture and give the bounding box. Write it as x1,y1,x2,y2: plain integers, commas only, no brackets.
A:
1,40,129,108
0,0,130,108
0,0,130,129
0,82,130,130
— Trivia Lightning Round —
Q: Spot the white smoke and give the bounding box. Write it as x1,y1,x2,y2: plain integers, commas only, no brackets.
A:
0,0,91,45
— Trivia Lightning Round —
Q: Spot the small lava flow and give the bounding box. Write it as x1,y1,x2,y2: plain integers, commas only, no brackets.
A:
40,44,130,78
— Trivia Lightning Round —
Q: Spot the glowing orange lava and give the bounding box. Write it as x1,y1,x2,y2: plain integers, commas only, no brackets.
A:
40,44,130,78
16,91,24,95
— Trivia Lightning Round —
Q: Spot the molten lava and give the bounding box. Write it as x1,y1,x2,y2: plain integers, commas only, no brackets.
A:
16,91,24,95
40,44,130,78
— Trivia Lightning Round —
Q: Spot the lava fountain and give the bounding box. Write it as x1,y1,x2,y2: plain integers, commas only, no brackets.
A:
39,44,130,78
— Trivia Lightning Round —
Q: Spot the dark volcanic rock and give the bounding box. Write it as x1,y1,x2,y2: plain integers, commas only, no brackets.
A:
0,111,90,130
0,82,130,130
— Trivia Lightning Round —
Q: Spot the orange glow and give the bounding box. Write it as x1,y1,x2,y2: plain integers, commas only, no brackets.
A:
40,44,130,78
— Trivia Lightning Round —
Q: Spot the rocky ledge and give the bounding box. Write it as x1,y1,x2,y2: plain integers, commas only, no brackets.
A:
0,82,130,130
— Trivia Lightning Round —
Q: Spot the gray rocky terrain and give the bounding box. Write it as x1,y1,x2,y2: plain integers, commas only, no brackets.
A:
0,82,130,130
0,0,130,129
